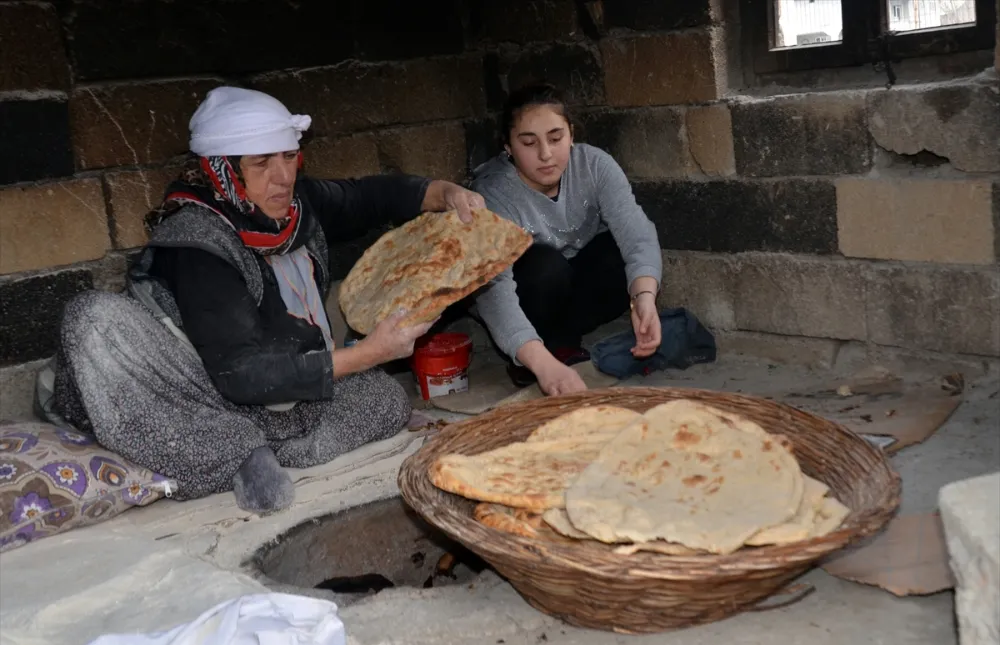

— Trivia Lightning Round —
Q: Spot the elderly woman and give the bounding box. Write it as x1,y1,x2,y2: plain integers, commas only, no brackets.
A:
40,87,486,514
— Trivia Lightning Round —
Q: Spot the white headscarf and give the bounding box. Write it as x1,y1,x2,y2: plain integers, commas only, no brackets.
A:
188,86,312,157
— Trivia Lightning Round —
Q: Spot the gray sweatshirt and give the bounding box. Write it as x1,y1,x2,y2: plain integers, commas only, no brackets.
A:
472,143,662,361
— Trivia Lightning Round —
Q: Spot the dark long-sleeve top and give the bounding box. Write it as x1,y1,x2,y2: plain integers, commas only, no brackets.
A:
148,174,430,406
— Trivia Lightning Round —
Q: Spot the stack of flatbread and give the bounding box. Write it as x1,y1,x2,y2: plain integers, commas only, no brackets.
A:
429,401,851,556
339,208,533,335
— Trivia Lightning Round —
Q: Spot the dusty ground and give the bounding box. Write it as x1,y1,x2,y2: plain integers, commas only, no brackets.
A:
0,342,997,645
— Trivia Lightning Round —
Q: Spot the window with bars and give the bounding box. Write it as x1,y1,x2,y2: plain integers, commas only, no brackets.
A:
741,0,996,77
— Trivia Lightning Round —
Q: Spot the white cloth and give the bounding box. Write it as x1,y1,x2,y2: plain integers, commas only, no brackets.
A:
189,86,312,157
86,593,346,645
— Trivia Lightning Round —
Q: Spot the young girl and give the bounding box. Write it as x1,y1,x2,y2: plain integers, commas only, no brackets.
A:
472,83,663,396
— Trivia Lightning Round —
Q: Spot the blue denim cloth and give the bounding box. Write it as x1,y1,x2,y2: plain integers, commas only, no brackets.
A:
590,308,716,379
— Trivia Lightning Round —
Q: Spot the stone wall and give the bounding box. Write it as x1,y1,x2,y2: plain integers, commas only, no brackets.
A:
1,0,998,413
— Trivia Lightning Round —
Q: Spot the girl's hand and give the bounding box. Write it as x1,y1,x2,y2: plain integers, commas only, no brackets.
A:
516,340,587,397
630,292,661,358
536,360,588,396
362,310,438,364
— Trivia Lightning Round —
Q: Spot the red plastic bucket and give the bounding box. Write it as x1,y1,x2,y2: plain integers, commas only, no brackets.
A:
411,333,473,401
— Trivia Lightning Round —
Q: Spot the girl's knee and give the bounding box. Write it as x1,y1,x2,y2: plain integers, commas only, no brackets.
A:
513,245,572,298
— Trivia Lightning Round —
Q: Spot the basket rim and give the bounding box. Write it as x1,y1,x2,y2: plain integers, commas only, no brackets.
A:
398,385,902,579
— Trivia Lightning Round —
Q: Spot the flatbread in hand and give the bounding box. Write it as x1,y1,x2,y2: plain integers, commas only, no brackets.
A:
339,208,532,335
564,400,804,555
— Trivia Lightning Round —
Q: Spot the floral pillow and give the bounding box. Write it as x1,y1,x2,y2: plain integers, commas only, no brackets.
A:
0,420,176,553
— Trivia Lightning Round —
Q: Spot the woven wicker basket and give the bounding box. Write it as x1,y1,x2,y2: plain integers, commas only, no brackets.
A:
397,386,901,634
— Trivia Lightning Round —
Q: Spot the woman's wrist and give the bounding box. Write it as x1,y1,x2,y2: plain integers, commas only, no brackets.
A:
332,341,380,378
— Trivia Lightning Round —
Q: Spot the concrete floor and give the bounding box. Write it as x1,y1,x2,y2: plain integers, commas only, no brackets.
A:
0,348,997,644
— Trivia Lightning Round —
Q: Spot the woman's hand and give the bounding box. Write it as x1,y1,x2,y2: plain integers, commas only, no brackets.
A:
362,310,437,364
422,180,486,223
630,291,661,358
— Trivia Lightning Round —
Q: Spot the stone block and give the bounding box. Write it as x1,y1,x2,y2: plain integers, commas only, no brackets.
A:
837,177,996,265
603,0,718,30
91,252,132,294
834,341,995,380
579,108,690,178
304,134,380,180
868,82,1000,173
103,167,179,250
731,93,871,177
0,359,47,421
465,116,502,176
496,43,604,107
601,31,721,107
0,179,110,275
866,265,1000,356
253,56,485,137
468,0,579,44
994,182,1000,263
714,330,841,369
0,269,94,366
939,472,1000,645
0,99,74,185
69,80,219,170
67,0,352,81
352,0,464,61
733,254,867,341
686,104,735,177
0,3,70,91
377,122,468,184
635,179,838,254
657,251,736,330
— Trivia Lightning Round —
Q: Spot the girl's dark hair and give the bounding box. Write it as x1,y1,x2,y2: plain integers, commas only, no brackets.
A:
500,82,575,145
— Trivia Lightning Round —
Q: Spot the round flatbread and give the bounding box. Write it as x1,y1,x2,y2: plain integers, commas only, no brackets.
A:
430,436,612,511
564,400,805,555
474,503,545,538
745,475,829,546
430,406,644,511
526,406,641,444
543,508,702,556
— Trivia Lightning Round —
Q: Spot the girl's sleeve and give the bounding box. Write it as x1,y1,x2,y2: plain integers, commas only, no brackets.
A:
469,181,541,363
590,147,663,288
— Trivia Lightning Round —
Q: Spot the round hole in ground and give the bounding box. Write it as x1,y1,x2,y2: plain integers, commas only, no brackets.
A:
251,497,489,602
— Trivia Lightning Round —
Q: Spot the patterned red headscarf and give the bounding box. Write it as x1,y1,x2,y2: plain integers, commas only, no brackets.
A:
146,153,310,256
